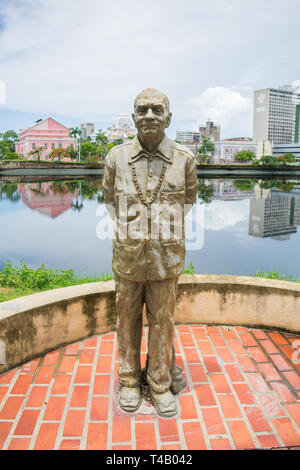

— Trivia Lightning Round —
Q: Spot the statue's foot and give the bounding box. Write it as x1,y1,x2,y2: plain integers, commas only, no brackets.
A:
149,389,178,418
119,386,142,413
171,375,187,395
142,365,187,395
170,365,187,394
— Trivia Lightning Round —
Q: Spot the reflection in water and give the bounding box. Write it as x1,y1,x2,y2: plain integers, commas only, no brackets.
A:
1,178,299,236
197,178,300,240
0,183,21,204
17,182,78,218
0,176,300,277
249,187,300,240
1,179,105,218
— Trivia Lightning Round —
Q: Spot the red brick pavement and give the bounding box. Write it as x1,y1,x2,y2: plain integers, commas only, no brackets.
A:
0,325,299,450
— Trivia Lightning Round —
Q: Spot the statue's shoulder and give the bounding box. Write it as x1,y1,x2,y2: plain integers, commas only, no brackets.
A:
105,140,132,161
170,139,196,161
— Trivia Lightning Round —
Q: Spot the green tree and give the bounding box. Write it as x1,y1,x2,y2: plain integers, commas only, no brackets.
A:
277,153,297,166
66,144,77,161
95,130,108,159
258,155,280,167
29,146,43,162
84,154,101,168
275,181,295,192
233,179,256,192
0,140,9,159
197,154,211,164
0,183,21,203
2,130,18,152
198,135,215,155
69,127,82,161
259,178,280,189
104,142,116,155
0,130,19,159
80,141,98,160
113,138,124,146
48,148,69,162
234,150,256,163
198,181,214,204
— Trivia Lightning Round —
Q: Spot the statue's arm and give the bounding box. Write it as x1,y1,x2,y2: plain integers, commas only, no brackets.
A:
103,151,116,221
184,154,198,215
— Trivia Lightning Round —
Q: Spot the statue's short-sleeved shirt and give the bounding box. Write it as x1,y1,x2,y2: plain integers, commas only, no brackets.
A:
103,135,198,281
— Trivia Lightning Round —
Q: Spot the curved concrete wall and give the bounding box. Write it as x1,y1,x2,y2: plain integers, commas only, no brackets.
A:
0,275,299,374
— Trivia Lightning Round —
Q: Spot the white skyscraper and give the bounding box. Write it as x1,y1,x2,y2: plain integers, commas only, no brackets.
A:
253,85,300,145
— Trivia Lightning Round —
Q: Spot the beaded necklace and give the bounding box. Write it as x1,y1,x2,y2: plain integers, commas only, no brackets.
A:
130,159,167,207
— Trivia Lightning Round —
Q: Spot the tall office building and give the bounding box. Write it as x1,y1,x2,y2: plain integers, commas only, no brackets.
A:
199,120,220,141
80,123,95,140
253,85,300,144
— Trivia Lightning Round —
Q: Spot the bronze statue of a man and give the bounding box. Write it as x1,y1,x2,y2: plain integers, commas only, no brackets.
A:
103,88,198,417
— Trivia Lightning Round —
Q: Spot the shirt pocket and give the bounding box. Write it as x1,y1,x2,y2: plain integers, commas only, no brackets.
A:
113,240,144,276
159,239,186,270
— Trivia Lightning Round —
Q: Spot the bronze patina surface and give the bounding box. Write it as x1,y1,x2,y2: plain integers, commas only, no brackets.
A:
103,88,198,417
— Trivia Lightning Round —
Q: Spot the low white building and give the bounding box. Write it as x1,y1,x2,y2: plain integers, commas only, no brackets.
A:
212,139,272,163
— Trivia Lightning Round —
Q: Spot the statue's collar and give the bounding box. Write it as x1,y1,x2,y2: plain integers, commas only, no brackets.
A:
129,135,173,163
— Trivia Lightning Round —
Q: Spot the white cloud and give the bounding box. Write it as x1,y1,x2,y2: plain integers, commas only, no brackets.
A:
204,200,249,231
291,80,300,91
0,0,299,135
190,87,252,137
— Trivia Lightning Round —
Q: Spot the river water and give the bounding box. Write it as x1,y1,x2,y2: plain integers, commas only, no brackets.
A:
0,176,299,279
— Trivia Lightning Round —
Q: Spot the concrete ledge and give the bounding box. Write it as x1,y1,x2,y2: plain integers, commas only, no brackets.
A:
0,275,300,374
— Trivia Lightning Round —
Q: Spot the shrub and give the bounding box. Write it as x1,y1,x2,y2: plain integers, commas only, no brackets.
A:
258,155,280,167
183,262,196,274
83,154,101,168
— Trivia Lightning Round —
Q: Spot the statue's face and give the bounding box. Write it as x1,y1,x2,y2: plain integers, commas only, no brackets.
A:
132,91,171,139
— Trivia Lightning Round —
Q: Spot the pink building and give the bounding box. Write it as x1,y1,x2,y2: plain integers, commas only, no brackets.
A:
16,117,77,160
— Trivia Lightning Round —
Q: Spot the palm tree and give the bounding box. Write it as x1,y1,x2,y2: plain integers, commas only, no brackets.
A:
69,127,82,161
95,130,108,159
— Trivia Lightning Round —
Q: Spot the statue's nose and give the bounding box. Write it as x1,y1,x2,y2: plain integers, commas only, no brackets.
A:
145,109,155,119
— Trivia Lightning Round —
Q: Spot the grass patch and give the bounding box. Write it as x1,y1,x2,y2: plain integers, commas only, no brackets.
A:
0,261,199,303
0,260,114,302
2,262,298,303
254,270,300,283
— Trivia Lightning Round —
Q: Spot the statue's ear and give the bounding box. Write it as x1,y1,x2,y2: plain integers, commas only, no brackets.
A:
166,112,172,128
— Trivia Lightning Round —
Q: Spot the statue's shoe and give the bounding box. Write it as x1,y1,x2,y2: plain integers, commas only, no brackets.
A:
171,375,187,394
119,386,142,412
149,389,178,418
170,366,187,394
142,364,187,395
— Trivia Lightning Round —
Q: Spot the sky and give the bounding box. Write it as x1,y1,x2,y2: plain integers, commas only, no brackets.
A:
0,0,300,138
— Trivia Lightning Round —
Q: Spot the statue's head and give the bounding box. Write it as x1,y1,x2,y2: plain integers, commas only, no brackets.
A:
132,88,172,140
